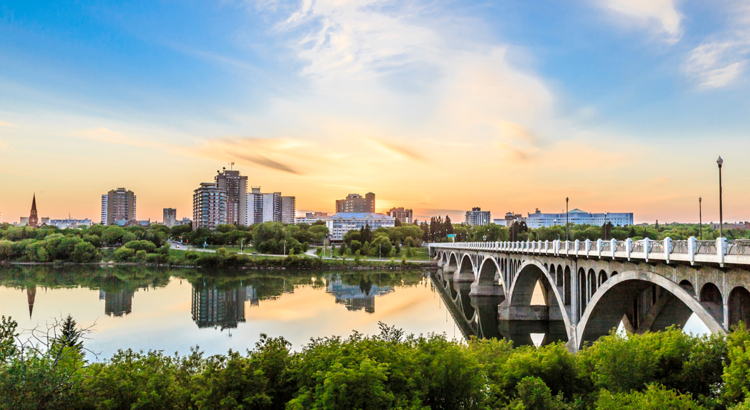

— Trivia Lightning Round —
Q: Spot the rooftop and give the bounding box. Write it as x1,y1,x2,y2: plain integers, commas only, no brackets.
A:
327,213,394,221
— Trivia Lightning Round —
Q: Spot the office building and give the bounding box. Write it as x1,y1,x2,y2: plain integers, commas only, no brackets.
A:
326,213,395,241
163,208,177,227
192,182,227,231
336,193,375,213
103,188,136,226
281,196,296,224
387,207,413,224
525,208,634,229
215,169,247,226
174,217,191,226
295,212,329,225
465,207,491,226
493,212,525,227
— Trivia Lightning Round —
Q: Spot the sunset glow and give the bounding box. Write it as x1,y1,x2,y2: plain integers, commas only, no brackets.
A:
1,0,749,224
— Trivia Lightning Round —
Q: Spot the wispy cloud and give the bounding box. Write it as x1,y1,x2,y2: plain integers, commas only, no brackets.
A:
684,3,750,88
599,0,682,42
370,138,425,162
74,127,168,148
191,137,307,175
0,120,17,127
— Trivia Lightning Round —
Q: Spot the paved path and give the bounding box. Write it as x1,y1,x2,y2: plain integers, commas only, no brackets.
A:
168,242,433,264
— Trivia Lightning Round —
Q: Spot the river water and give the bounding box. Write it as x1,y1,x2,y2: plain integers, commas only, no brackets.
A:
0,265,710,358
0,266,464,358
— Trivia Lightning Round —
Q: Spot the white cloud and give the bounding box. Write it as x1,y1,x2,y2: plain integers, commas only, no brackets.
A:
257,0,557,158
599,0,682,42
684,2,750,88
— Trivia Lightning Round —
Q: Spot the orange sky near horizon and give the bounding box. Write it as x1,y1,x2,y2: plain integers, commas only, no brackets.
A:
1,119,747,226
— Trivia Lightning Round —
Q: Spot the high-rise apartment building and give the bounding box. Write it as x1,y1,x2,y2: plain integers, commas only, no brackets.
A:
215,169,247,226
281,196,296,224
163,208,177,227
103,188,136,226
336,193,375,213
387,207,413,224
192,182,227,231
100,195,108,225
465,207,491,226
246,188,294,225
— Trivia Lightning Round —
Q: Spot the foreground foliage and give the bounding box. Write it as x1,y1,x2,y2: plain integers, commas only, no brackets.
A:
3,316,750,409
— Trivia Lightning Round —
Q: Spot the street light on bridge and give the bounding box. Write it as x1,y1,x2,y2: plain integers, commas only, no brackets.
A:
717,156,724,239
565,197,569,242
699,197,702,240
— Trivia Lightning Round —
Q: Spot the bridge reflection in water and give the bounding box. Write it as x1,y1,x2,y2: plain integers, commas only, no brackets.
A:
431,270,567,347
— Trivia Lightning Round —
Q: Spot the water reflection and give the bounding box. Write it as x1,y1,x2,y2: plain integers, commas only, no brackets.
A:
0,265,582,355
430,270,568,348
0,266,446,356
327,276,393,313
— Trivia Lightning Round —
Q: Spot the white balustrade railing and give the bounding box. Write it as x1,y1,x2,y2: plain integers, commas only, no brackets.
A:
429,236,745,267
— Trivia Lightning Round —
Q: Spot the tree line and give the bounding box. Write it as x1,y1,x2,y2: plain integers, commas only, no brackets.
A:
422,220,750,243
4,314,750,409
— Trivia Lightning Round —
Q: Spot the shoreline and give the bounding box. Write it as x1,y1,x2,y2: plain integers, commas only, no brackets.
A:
0,260,437,270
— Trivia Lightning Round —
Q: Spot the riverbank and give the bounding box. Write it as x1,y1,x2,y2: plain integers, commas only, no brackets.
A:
0,257,436,270
0,316,744,409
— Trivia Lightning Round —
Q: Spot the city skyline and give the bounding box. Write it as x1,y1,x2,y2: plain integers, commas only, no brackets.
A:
1,1,749,223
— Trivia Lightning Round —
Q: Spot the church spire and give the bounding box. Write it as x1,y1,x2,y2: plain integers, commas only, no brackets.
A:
29,193,38,227
27,286,36,319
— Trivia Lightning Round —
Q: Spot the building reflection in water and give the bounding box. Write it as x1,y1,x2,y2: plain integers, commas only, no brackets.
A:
326,275,393,313
99,289,134,317
191,282,247,330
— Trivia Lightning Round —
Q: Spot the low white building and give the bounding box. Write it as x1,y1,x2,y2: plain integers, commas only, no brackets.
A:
525,208,633,228
49,219,93,229
326,213,396,241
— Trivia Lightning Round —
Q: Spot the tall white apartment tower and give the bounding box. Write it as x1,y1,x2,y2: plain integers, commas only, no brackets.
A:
101,195,108,225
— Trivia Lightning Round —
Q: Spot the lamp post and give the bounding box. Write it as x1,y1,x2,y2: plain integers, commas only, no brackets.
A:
717,156,724,239
565,197,569,242
284,240,287,256
604,212,608,240
699,197,702,240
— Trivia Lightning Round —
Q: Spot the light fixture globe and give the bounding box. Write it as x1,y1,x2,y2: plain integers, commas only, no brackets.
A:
717,156,723,167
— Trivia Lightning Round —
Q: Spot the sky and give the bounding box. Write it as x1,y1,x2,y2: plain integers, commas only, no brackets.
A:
1,0,749,224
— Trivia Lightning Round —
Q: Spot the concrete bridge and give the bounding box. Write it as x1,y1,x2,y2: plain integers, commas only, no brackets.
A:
428,238,750,351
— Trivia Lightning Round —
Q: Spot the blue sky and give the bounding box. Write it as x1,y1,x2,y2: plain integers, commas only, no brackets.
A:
0,0,748,223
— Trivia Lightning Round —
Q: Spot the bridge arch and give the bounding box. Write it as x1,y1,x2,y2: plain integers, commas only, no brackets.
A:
578,268,587,317
729,286,750,330
454,253,476,282
700,282,724,325
577,271,725,349
588,269,597,300
598,270,607,287
563,266,571,306
476,257,504,287
679,280,695,297
506,260,572,339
